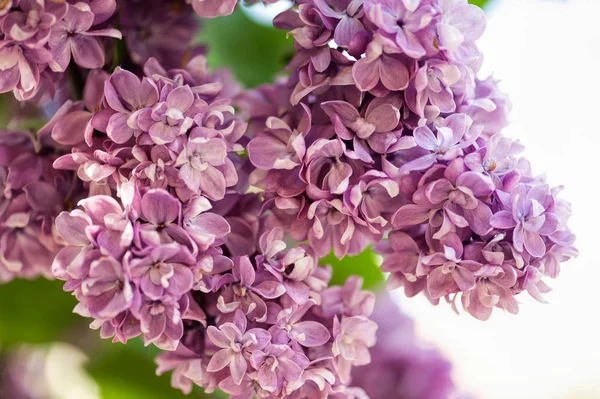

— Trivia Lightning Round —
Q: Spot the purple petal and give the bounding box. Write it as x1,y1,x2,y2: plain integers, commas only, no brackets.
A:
392,204,431,227
427,267,454,299
294,321,331,347
230,353,247,385
524,230,546,258
71,36,106,69
141,189,180,226
207,348,232,372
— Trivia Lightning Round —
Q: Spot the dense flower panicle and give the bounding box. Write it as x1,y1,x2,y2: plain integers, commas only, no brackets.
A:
0,0,581,397
0,129,82,283
155,268,378,398
52,56,245,201
0,0,204,103
0,0,121,101
45,52,379,396
242,0,578,320
52,186,229,350
53,182,379,396
351,292,455,399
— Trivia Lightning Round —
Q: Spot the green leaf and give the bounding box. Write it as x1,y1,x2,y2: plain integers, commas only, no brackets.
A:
87,338,223,399
0,94,10,128
196,10,293,88
0,278,80,346
319,249,384,290
469,0,489,8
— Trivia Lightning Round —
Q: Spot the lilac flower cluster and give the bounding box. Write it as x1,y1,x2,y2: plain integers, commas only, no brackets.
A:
45,52,380,395
51,56,245,200
0,0,202,102
155,234,378,398
0,0,581,397
54,185,378,396
0,129,81,282
242,0,578,320
0,0,120,101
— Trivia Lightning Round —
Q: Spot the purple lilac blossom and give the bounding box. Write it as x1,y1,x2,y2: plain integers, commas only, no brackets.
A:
242,0,578,320
0,129,83,283
52,56,245,201
0,0,121,101
44,52,381,396
155,257,379,398
53,183,379,395
0,0,581,397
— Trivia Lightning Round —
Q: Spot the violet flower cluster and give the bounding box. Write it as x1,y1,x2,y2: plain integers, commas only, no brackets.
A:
45,53,379,396
0,0,121,101
241,0,578,320
0,0,202,102
0,128,82,283
0,0,581,397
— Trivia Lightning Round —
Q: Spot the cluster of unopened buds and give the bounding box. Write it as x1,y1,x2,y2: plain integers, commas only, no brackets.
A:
0,0,577,397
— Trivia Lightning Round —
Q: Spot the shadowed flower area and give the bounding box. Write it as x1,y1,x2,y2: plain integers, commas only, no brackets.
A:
351,291,455,399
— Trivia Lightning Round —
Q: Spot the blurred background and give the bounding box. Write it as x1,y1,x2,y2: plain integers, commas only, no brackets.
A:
0,0,598,398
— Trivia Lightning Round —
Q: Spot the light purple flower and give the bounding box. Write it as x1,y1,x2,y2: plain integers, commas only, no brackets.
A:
100,67,159,144
352,34,411,93
314,0,365,47
206,319,271,385
421,233,479,299
399,113,479,174
139,295,186,350
332,315,377,383
365,0,435,58
190,0,237,19
138,85,196,145
491,183,559,258
80,256,133,319
175,138,228,201
249,344,309,394
436,0,486,53
323,99,400,140
129,244,195,300
406,60,462,117
48,2,121,72
270,302,331,348
2,0,67,48
0,41,51,98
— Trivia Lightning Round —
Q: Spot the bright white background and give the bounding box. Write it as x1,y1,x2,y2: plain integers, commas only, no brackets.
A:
396,1,600,398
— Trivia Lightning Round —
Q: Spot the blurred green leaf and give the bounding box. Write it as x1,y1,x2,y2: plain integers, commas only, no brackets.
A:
469,0,489,8
0,278,79,345
87,338,223,399
87,340,188,399
320,249,384,290
197,10,293,88
0,95,9,128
